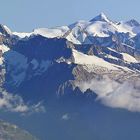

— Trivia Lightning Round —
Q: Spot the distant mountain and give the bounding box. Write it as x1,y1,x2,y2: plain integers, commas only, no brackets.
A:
10,13,140,44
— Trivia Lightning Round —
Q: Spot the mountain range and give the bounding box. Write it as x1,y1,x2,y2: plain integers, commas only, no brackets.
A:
0,13,140,140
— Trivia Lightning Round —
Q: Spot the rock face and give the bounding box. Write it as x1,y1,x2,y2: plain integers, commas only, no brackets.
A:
0,120,38,140
0,35,139,103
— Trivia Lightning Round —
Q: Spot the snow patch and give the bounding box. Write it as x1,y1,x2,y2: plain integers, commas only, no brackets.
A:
121,53,138,63
13,32,32,38
72,49,117,70
33,26,69,38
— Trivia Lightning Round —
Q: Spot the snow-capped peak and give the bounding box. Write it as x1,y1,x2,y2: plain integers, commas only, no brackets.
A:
0,24,12,35
6,13,140,45
90,12,110,23
125,19,140,27
33,26,69,38
68,20,90,29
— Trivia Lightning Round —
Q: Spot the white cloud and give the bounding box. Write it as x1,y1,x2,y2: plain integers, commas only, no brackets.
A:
61,113,70,121
76,76,140,112
0,89,45,114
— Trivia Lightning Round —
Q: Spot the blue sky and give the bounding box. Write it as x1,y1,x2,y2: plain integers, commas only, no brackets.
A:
0,0,140,32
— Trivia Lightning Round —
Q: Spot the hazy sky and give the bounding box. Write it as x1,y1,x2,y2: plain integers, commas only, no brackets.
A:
0,0,139,32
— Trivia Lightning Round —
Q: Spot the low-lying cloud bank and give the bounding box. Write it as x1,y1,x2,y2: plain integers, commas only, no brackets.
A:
0,89,45,114
76,76,140,112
